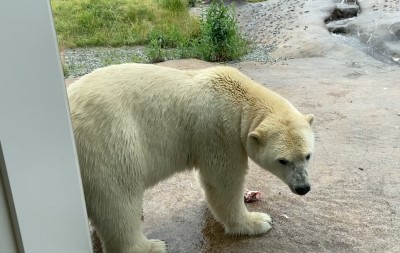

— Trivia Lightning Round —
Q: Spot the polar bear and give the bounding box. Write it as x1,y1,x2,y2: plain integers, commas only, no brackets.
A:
67,63,315,253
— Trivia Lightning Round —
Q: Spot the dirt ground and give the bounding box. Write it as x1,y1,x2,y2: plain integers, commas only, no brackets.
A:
65,0,400,252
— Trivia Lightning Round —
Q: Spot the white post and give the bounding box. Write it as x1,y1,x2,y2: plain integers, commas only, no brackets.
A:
0,0,93,252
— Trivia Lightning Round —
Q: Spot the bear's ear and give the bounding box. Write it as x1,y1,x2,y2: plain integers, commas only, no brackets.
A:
249,131,261,143
305,114,315,126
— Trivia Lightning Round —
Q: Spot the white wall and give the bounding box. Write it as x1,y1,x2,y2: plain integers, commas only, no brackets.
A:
0,0,92,252
0,150,19,253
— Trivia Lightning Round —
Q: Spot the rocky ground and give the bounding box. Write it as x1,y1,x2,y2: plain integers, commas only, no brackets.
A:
65,0,400,252
235,0,400,62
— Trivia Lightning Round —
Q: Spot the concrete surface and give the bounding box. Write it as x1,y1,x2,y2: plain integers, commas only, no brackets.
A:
65,0,400,252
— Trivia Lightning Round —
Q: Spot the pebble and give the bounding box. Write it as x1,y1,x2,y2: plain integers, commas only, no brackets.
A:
64,47,147,78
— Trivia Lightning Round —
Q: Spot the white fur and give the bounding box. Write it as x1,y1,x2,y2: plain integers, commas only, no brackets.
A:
67,63,315,253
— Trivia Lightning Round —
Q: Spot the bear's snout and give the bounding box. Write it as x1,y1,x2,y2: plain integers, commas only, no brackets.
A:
293,185,311,195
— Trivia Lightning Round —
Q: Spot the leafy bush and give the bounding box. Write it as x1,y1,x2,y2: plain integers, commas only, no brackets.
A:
197,0,247,61
145,38,167,63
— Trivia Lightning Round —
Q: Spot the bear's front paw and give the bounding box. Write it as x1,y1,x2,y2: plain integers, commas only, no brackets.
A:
225,212,273,236
133,239,167,253
148,239,167,253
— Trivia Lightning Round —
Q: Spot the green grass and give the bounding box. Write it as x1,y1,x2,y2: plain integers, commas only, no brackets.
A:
145,0,248,62
52,0,248,66
51,0,199,48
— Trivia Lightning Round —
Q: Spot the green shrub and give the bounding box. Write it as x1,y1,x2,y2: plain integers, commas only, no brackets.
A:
145,38,167,63
196,0,247,61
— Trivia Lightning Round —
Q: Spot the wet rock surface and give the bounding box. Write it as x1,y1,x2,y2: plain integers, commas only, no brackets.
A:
234,0,400,63
324,0,400,63
324,0,360,34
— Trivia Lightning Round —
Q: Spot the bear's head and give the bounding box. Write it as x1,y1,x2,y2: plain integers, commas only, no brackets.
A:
246,114,315,196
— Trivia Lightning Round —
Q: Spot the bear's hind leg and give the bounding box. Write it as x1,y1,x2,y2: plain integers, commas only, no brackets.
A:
88,191,167,253
199,170,273,236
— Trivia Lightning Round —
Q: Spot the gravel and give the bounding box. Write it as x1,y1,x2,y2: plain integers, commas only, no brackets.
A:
63,43,288,78
63,47,147,78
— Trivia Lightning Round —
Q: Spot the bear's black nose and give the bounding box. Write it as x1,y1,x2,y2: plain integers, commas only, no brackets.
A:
294,185,311,195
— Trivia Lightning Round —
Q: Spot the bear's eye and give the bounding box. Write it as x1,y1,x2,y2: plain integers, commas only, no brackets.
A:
278,159,288,165
305,154,311,160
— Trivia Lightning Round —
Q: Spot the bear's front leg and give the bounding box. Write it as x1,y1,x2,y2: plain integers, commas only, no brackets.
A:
199,169,273,236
